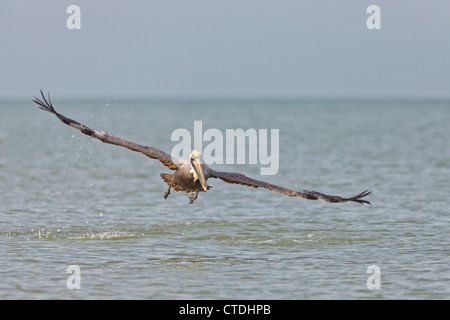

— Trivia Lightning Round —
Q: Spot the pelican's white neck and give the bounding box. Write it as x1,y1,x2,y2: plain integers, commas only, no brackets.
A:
190,163,199,181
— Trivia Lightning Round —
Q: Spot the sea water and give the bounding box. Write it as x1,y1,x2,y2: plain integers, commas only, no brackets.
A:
0,99,449,299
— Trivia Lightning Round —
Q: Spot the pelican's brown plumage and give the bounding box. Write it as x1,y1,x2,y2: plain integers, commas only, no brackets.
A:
33,90,372,205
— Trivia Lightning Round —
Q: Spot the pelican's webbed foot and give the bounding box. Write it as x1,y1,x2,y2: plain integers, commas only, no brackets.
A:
164,181,173,200
164,188,170,199
188,191,199,205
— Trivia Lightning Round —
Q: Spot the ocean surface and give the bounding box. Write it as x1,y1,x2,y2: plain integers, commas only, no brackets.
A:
0,98,449,299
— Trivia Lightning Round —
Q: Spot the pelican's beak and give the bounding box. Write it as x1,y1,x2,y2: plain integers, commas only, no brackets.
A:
191,158,208,192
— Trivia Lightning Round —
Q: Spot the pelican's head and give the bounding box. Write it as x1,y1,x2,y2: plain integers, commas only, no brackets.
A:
190,150,207,191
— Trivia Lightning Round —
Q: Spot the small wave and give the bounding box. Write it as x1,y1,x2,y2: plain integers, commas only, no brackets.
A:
2,227,143,241
67,230,141,240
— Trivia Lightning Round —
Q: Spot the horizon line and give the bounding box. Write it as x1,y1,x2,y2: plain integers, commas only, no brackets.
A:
2,92,450,103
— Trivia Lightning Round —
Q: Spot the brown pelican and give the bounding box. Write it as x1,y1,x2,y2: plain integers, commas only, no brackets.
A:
33,91,372,205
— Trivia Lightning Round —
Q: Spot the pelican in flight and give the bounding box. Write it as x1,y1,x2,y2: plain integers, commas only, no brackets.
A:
33,91,371,205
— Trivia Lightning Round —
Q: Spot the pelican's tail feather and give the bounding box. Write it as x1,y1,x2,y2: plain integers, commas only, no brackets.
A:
160,173,173,186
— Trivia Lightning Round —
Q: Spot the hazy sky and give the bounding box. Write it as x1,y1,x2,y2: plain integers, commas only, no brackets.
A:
1,0,449,99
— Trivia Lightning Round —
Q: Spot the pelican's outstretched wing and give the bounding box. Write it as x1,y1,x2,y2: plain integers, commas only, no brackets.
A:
33,90,178,170
208,169,372,204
